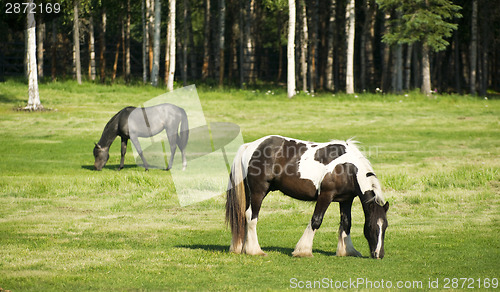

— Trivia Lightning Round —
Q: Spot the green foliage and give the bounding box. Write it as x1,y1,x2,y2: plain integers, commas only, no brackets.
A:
0,80,499,290
377,0,462,51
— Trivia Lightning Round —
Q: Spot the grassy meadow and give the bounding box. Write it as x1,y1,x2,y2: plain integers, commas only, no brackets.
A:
0,79,499,290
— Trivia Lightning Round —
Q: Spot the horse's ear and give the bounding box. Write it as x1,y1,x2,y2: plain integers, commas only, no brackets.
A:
95,143,101,149
383,201,389,213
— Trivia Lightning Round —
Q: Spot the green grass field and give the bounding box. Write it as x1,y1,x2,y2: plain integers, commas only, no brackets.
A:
0,80,499,290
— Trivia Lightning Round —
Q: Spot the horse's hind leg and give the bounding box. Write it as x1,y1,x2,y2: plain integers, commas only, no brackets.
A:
243,188,268,256
165,129,178,171
130,137,149,171
336,198,362,257
293,191,333,257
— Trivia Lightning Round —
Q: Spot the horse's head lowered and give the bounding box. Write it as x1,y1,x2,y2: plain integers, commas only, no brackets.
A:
362,191,389,259
93,143,109,171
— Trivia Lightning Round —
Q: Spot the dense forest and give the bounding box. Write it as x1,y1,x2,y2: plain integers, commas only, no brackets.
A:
1,0,499,96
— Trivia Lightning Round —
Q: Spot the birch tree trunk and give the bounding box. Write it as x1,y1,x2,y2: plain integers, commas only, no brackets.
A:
287,0,296,98
89,15,96,81
421,42,431,96
37,21,45,78
73,0,82,84
27,0,42,110
345,0,355,94
151,0,162,87
469,0,477,95
167,0,176,91
325,0,336,91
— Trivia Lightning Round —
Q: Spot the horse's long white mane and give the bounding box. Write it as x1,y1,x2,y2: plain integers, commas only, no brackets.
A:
344,139,385,206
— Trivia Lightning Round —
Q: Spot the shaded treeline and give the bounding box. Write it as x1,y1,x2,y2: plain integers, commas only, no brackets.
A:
0,0,498,95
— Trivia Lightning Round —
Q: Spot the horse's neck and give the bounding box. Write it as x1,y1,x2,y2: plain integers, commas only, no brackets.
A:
98,123,118,148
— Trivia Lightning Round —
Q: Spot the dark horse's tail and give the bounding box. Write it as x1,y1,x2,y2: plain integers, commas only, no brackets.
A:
177,108,189,151
225,144,248,254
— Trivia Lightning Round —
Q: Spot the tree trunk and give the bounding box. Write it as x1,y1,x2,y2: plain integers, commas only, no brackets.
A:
300,0,307,92
89,15,96,81
393,44,403,93
244,0,256,84
325,0,336,91
151,0,162,87
112,28,122,82
73,0,82,84
100,7,107,83
421,42,431,96
469,0,477,95
309,0,318,93
121,17,126,79
125,0,131,82
37,21,45,78
380,11,391,92
148,0,154,74
27,0,42,110
167,0,176,91
202,0,211,80
164,16,171,86
453,32,461,93
51,19,57,81
361,0,375,91
182,0,188,85
287,0,296,98
142,0,149,83
345,0,355,94
276,10,283,84
218,0,225,87
404,44,412,91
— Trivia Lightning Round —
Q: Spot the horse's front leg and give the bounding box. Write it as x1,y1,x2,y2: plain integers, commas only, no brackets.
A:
130,137,149,171
293,191,333,257
119,138,128,170
336,198,362,257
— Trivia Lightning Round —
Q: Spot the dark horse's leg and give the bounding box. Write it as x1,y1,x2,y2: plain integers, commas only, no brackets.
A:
119,138,128,170
336,198,362,257
293,190,334,257
165,128,178,171
243,181,269,256
130,137,149,171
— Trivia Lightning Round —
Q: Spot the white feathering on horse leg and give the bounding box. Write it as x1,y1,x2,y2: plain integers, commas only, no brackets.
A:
292,223,316,257
243,207,266,256
336,229,362,257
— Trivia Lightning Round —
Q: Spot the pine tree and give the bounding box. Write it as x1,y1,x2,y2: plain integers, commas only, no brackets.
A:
377,0,462,95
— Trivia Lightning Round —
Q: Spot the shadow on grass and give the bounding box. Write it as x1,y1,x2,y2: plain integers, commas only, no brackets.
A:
177,244,348,257
81,164,144,171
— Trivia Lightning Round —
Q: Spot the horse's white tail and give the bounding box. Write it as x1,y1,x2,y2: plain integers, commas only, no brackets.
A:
225,144,248,253
346,141,385,205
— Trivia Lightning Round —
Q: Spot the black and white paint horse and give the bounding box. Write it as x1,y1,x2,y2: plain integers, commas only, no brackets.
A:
94,103,189,171
226,135,389,259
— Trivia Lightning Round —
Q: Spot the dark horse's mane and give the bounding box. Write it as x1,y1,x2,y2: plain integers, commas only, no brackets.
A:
97,108,132,148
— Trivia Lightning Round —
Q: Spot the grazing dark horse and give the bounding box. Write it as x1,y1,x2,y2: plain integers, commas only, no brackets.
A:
93,103,189,171
226,135,389,259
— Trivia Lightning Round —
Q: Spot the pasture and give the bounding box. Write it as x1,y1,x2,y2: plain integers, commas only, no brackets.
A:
0,80,499,290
